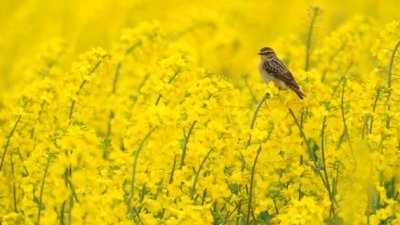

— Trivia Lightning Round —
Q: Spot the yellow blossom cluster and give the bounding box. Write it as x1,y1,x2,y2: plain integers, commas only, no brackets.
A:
0,0,400,224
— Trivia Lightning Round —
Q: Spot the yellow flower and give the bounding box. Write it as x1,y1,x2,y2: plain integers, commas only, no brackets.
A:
1,3,400,224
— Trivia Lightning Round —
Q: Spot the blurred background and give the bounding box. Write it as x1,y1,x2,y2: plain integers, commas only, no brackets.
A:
1,0,399,89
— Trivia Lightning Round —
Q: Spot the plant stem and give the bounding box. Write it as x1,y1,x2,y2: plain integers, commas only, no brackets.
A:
104,73,150,152
247,92,270,148
155,68,182,105
369,86,383,134
289,108,330,192
169,155,177,184
190,148,213,200
37,154,51,225
250,92,270,130
112,62,122,94
180,120,197,169
10,153,18,212
338,78,357,167
288,108,313,160
386,39,400,128
246,145,262,225
112,41,142,94
16,148,29,176
321,117,329,186
104,42,143,156
305,7,320,71
129,128,156,222
320,116,336,217
68,60,102,121
67,194,73,225
0,115,22,171
59,201,66,225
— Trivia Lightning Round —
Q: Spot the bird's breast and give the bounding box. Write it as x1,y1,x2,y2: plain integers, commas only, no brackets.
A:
258,62,274,83
258,61,287,88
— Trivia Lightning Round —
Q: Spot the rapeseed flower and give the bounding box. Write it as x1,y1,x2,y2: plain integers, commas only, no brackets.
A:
1,1,400,225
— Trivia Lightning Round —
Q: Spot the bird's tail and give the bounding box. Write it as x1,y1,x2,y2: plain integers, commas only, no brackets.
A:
290,86,305,100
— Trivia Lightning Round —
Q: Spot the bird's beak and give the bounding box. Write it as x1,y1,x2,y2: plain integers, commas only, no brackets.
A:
258,52,264,55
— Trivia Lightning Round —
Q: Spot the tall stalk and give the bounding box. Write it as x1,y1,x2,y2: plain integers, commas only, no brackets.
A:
37,154,52,225
250,92,270,130
190,148,213,200
305,7,320,71
68,60,102,121
385,39,400,128
0,115,22,171
129,128,156,222
289,108,330,193
245,145,262,225
180,120,197,169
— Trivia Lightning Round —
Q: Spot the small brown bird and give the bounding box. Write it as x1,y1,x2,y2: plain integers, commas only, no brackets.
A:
258,47,305,99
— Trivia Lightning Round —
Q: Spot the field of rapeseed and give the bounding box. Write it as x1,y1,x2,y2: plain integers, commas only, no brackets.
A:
0,0,400,224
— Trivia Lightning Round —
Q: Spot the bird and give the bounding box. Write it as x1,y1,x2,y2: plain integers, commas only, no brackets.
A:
258,47,305,99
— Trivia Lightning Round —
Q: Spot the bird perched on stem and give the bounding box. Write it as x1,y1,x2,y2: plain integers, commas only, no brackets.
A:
258,47,305,99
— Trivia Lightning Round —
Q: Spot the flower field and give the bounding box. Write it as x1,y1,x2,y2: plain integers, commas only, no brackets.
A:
0,0,400,224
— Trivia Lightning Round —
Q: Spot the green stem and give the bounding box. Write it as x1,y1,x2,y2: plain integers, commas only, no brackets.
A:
236,201,242,225
67,194,73,225
338,79,357,167
369,86,383,134
105,111,114,140
180,120,197,169
201,188,207,205
155,68,182,105
340,79,350,145
321,117,330,187
105,73,150,151
112,41,142,94
245,145,262,225
37,154,51,225
59,201,66,225
289,108,330,192
104,42,143,156
320,116,336,217
0,114,22,171
16,148,29,176
190,148,214,200
273,198,279,214
10,153,17,212
305,7,320,71
68,80,87,121
139,183,147,203
112,62,122,94
221,201,238,224
68,60,102,121
169,155,177,184
250,92,270,130
300,109,306,134
386,39,400,128
66,178,79,203
288,108,313,160
129,128,156,222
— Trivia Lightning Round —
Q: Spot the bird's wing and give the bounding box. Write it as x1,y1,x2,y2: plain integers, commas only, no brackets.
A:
263,58,300,89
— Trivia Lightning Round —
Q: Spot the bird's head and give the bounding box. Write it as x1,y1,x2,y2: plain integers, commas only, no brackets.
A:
258,47,276,60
